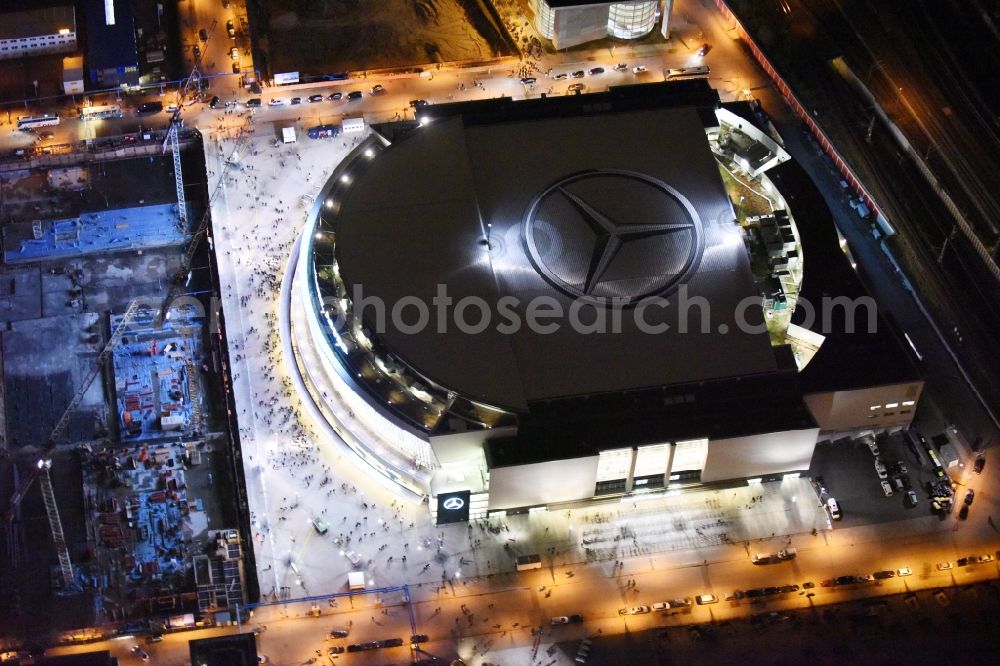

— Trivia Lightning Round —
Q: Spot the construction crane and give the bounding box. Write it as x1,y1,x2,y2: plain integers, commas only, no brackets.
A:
2,299,143,590
157,18,252,325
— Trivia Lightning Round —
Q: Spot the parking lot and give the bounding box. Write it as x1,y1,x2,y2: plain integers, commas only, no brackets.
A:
809,431,940,527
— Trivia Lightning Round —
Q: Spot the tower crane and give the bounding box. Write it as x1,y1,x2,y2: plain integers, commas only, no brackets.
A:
2,299,143,590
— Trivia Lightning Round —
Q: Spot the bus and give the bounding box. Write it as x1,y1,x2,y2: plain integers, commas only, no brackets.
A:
16,114,60,131
79,104,123,121
665,65,710,79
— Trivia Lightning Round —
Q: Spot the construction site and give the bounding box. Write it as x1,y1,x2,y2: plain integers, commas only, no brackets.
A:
0,127,251,647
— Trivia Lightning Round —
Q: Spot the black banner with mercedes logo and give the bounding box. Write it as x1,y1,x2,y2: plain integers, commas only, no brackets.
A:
436,490,471,524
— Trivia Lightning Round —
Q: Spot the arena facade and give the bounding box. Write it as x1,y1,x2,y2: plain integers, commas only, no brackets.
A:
286,81,922,520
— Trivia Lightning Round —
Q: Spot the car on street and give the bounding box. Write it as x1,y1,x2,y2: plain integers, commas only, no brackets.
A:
571,70,585,78
964,489,975,505
905,490,919,507
826,497,841,520
409,99,428,107
959,505,969,520
199,28,208,41
977,554,994,563
891,460,908,474
779,584,800,593
696,43,711,56
936,562,953,570
329,92,343,101
520,77,536,84
232,62,240,74
311,517,329,534
875,459,889,479
668,598,692,608
568,83,586,92
957,557,971,567
138,101,163,115
696,594,718,605
618,605,650,615
614,63,628,71
227,20,236,38
410,634,429,644
370,84,385,94
209,95,220,108
132,646,150,662
589,67,605,75
632,65,648,74
552,616,570,625
328,646,345,654
290,97,301,104
973,455,986,474
268,99,284,106
897,567,913,576
344,550,362,567
873,570,895,580
651,601,670,611
193,44,201,59
553,72,569,80
347,90,363,100
866,438,880,456
881,480,893,496
230,47,240,60
308,94,324,103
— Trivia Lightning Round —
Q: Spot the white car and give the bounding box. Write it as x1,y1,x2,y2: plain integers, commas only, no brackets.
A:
881,480,893,496
618,605,650,615
827,497,842,520
230,47,240,60
897,567,912,576
695,594,718,605
632,65,648,74
268,99,284,106
936,562,953,571
370,84,385,94
651,601,670,611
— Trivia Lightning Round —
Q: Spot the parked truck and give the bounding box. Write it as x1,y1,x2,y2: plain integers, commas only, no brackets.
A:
751,548,797,564
307,124,340,139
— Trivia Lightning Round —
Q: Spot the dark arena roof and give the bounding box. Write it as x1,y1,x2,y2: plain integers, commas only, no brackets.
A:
326,82,779,413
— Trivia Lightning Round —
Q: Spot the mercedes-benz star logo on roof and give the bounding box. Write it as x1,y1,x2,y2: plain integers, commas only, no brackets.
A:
523,170,704,304
442,497,465,511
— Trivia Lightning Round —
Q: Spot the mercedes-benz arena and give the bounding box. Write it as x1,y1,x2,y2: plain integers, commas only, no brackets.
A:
287,81,922,520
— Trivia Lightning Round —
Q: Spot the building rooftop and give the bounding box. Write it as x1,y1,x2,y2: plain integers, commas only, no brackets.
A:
485,367,816,467
84,0,138,71
0,5,75,42
327,82,777,413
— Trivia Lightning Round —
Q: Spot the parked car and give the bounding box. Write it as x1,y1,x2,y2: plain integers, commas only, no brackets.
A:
588,67,605,75
551,616,571,625
520,77,536,84
651,602,670,611
668,598,692,608
618,605,650,615
347,91,363,100
936,562,953,570
209,95,220,108
232,62,241,74
977,554,994,563
409,99,428,107
268,98,284,106
897,567,913,576
905,490,919,507
891,461,908,474
410,634,429,644
881,480,893,496
132,646,150,662
227,20,236,38
199,28,208,41
290,97,301,105
311,517,329,534
973,455,986,474
328,646,345,654
614,63,628,71
553,72,569,80
308,94,324,103
964,489,975,506
632,65,648,74
826,497,841,520
866,438,880,456
571,70,585,78
329,92,343,101
695,594,718,605
875,459,889,479
873,570,895,580
370,84,385,94
229,47,240,60
193,44,201,59
696,43,711,56
568,83,586,92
